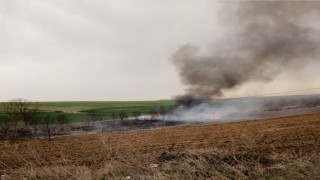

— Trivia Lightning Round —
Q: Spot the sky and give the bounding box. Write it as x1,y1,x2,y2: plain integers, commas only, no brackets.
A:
1,0,320,101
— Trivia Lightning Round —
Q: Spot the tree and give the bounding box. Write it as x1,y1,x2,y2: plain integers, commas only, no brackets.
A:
149,109,159,120
118,111,128,120
132,111,142,120
158,106,167,116
110,112,118,129
4,98,39,139
0,116,9,140
5,98,39,125
43,114,53,141
85,111,101,127
56,114,68,125
56,114,69,132
111,112,117,120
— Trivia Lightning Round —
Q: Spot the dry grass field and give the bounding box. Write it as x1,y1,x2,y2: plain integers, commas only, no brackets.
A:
0,113,320,179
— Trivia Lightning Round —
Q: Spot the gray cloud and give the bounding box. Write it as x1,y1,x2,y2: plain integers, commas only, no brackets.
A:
0,0,219,101
1,0,319,102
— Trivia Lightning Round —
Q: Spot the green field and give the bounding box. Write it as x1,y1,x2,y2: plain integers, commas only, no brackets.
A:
0,100,174,123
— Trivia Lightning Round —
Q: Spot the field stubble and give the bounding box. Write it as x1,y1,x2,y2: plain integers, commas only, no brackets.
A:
0,113,319,179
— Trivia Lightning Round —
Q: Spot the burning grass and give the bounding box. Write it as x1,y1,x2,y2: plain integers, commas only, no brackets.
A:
0,113,319,179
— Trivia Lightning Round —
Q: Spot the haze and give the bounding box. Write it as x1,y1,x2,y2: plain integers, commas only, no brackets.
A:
1,0,319,101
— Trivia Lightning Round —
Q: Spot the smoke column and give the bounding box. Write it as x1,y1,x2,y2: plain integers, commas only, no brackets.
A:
171,1,320,101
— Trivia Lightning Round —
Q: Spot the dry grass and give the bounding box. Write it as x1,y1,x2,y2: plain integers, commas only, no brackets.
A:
0,113,320,179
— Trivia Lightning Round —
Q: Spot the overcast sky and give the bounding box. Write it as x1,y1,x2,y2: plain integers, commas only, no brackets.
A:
1,0,319,101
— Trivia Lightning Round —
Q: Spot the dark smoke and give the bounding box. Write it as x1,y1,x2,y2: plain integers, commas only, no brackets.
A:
171,1,320,101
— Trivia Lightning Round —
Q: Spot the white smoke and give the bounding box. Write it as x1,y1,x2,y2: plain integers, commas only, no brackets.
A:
161,99,263,122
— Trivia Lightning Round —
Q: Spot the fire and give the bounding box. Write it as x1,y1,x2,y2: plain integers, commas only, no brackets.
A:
210,113,221,120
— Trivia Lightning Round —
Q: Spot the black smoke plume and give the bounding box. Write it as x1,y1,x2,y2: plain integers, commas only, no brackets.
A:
171,1,320,102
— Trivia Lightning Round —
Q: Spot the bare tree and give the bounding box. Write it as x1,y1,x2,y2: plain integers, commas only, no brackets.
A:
4,98,39,139
111,112,117,120
44,114,53,141
0,116,9,140
118,111,128,121
149,109,159,120
111,112,118,129
5,98,39,124
132,111,142,120
85,111,101,127
56,114,67,124
56,114,69,132
158,106,167,116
